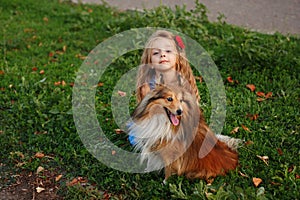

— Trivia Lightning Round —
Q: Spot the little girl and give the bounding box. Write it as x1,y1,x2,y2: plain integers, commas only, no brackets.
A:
136,30,200,104
129,30,241,150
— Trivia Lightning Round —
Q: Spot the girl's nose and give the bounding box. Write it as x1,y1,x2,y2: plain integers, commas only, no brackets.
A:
161,52,166,57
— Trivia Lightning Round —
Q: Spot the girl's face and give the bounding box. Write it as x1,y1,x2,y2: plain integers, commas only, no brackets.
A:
150,38,177,72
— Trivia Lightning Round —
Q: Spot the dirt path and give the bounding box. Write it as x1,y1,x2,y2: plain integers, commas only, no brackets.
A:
73,0,300,35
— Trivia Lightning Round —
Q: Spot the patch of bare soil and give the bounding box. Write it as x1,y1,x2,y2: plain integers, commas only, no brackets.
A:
0,170,64,200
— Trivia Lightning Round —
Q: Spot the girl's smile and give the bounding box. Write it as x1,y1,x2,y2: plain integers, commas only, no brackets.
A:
159,60,169,64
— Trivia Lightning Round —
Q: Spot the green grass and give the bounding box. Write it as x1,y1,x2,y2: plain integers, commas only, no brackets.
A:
0,0,299,199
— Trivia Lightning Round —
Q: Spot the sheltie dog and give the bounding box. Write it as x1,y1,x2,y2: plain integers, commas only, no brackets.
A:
128,85,239,182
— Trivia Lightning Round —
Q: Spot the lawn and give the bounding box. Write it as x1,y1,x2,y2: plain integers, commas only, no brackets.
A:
0,0,299,199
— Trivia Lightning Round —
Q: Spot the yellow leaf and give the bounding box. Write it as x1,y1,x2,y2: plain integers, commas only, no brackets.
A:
253,177,262,187
256,155,269,165
230,127,239,134
256,98,265,102
241,124,251,132
67,178,79,186
61,80,66,86
239,171,249,178
265,92,273,99
55,174,63,182
35,152,45,158
246,84,256,92
63,45,67,52
36,186,45,193
36,166,44,174
118,90,126,97
115,129,124,134
43,17,49,22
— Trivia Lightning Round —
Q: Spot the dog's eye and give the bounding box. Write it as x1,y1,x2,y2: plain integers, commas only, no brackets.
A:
180,99,183,103
167,97,173,102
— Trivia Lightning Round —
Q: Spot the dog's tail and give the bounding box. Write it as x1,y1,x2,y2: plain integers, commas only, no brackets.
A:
216,134,244,151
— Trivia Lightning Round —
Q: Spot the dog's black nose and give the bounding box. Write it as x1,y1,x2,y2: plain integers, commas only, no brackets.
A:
176,109,182,115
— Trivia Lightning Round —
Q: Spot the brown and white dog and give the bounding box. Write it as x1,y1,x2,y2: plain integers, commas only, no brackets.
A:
128,85,239,182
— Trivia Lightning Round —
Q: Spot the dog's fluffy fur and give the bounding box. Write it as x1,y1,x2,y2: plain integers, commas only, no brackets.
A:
128,85,239,181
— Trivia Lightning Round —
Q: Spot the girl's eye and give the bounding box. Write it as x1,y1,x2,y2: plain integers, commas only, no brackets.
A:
167,97,173,102
153,52,159,55
166,50,172,53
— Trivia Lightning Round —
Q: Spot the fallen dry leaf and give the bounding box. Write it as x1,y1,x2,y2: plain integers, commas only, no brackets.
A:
36,166,44,174
257,155,269,165
256,98,265,102
195,76,203,83
239,171,249,178
49,52,54,57
241,124,251,132
67,178,79,186
24,28,34,33
34,131,47,135
54,81,61,86
55,174,63,182
63,45,67,52
97,82,104,87
55,50,64,55
288,165,295,173
246,113,259,121
32,67,38,71
253,177,263,187
246,84,256,92
0,70,4,75
67,177,88,186
245,140,254,146
227,76,234,83
277,148,283,156
118,90,126,97
111,150,116,155
265,92,273,99
35,152,45,159
43,17,49,22
115,129,124,134
36,186,45,193
256,91,265,97
61,80,66,86
39,70,45,75
16,162,26,167
75,54,87,60
11,151,25,159
230,127,239,134
270,181,281,186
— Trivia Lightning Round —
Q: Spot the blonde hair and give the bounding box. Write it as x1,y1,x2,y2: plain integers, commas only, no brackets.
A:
136,30,200,103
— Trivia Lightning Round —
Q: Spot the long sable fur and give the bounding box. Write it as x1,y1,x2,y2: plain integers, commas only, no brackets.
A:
128,85,238,181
